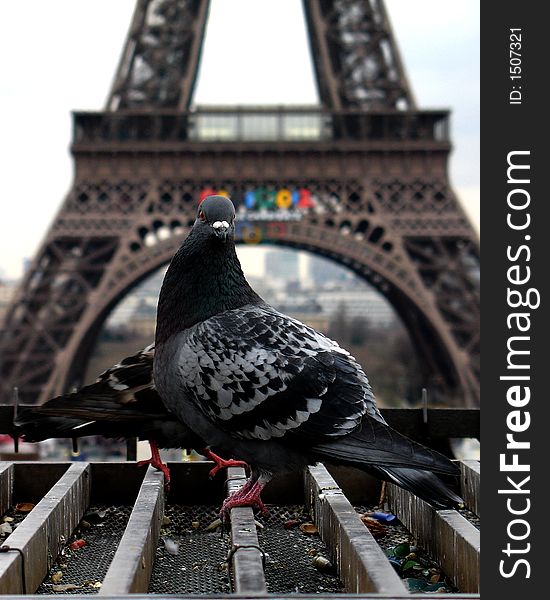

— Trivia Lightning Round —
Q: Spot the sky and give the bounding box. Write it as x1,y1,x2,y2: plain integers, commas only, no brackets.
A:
0,0,479,280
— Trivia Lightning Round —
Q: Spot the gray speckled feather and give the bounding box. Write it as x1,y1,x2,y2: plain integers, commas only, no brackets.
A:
15,344,202,449
163,303,379,444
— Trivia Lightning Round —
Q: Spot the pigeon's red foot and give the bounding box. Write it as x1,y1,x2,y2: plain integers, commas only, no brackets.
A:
221,476,269,522
201,448,250,479
137,440,171,490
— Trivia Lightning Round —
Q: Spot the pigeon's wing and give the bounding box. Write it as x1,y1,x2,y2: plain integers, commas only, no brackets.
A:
93,344,157,406
177,305,381,443
16,344,202,448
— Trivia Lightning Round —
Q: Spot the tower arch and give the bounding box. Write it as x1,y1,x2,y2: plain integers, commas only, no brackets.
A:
0,1,479,406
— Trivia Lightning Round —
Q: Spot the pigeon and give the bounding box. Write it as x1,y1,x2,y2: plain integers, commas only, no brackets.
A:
153,195,462,516
15,345,247,483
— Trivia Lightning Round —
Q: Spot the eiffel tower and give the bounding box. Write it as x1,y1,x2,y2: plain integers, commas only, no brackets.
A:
0,0,480,407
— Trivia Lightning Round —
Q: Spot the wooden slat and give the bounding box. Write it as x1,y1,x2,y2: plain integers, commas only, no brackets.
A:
0,462,91,594
0,405,481,442
100,466,164,595
226,467,267,594
0,406,17,438
0,462,14,515
459,460,480,517
387,484,480,593
381,408,480,441
305,465,408,595
125,438,138,461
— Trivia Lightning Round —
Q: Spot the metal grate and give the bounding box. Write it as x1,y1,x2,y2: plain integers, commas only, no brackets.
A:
0,507,29,542
259,505,344,594
0,460,480,597
354,505,457,593
148,505,231,594
36,506,132,595
355,505,413,554
458,506,480,530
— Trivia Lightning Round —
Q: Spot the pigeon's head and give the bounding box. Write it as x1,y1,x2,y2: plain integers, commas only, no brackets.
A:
196,195,236,242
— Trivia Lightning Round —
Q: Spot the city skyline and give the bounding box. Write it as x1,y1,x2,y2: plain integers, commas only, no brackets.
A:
103,246,395,331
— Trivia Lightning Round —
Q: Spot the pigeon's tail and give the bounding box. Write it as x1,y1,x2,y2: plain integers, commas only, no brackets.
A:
15,392,201,448
14,389,160,443
14,412,126,443
370,466,463,509
15,343,164,441
311,417,462,508
14,382,200,449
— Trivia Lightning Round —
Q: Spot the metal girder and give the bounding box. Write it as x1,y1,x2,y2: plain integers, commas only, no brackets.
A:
303,0,416,110
106,0,210,110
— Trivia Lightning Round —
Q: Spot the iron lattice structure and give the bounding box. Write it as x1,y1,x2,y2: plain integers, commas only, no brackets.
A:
0,0,479,406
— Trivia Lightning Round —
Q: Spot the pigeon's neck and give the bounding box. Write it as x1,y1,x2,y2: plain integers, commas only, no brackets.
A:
155,231,263,345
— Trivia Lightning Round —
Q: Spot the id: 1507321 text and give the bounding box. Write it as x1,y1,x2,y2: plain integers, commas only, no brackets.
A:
509,28,522,105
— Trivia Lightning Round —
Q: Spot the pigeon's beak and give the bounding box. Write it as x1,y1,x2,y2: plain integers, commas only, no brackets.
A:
212,220,230,241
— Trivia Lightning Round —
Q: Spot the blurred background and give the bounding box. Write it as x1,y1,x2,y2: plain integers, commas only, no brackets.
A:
0,0,479,461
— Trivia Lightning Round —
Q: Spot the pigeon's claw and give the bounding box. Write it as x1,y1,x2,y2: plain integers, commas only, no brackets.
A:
201,448,250,479
137,440,171,491
209,459,250,479
220,476,269,523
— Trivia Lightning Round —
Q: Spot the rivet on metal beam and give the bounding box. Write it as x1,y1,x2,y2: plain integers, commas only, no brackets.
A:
11,388,19,453
422,387,428,425
227,544,266,569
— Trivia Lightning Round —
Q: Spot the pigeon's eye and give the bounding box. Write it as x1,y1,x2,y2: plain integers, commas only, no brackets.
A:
199,210,206,222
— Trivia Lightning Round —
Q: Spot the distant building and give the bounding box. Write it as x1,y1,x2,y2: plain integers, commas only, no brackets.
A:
309,255,353,286
316,288,395,327
105,268,165,329
245,275,277,303
127,299,157,338
271,283,395,329
275,296,330,332
288,312,330,333
264,248,300,282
